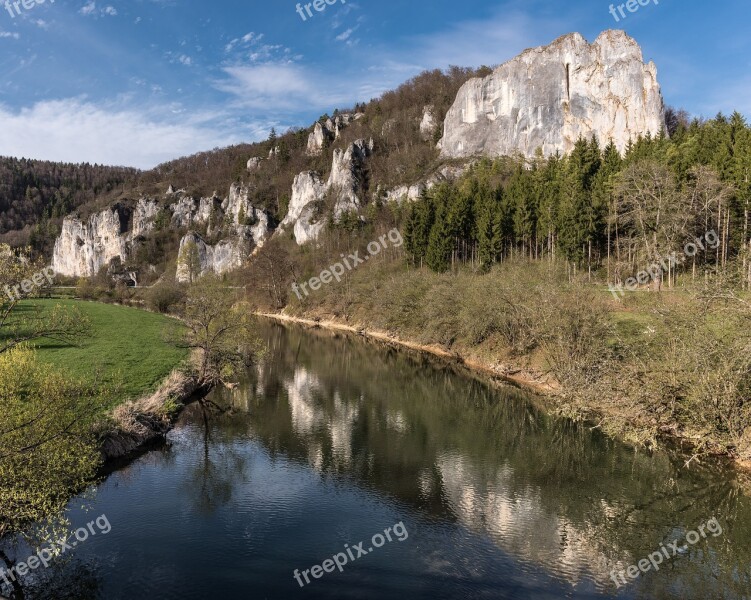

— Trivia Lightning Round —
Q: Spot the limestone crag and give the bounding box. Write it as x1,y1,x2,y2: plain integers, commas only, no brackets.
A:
306,122,334,156
382,163,472,204
52,207,130,278
131,198,161,239
52,184,271,280
280,138,373,245
419,106,437,140
305,112,364,156
175,185,270,282
439,30,665,159
175,232,248,283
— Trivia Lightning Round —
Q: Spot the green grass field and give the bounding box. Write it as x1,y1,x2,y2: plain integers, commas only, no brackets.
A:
16,299,189,402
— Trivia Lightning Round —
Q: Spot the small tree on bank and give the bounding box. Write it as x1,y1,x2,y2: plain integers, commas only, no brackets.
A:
177,276,264,387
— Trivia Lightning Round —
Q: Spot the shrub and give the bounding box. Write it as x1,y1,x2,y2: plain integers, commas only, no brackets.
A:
145,280,186,313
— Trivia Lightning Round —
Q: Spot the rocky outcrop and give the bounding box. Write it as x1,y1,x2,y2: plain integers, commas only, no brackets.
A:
52,206,130,278
131,199,160,239
170,196,197,229
196,195,221,232
382,163,472,204
247,157,263,171
385,184,425,204
329,138,373,216
419,105,437,140
52,183,271,280
175,231,255,283
175,187,270,282
439,30,665,159
280,139,373,245
306,113,365,155
306,122,334,156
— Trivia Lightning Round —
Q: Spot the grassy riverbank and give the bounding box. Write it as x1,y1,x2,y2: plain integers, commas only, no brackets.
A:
255,258,751,465
19,299,189,403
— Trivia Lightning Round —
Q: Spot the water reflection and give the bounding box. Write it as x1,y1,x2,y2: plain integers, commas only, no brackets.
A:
211,322,751,599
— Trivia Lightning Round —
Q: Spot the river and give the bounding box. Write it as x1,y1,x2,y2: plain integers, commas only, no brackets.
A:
32,321,751,599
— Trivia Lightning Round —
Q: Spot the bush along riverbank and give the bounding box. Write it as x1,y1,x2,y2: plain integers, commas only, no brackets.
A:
251,259,751,470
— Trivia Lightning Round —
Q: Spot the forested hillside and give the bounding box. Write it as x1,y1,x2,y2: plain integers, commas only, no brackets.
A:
0,157,138,253
0,67,486,265
401,111,751,287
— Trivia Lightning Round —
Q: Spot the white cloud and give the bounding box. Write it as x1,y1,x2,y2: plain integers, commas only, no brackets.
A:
0,31,20,39
0,98,258,169
215,63,353,112
335,28,354,42
79,2,118,18
80,1,96,16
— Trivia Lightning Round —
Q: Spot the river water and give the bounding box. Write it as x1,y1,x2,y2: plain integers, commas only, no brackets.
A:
38,321,751,599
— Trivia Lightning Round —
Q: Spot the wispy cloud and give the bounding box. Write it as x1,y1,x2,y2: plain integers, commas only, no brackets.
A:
0,98,261,169
79,2,118,18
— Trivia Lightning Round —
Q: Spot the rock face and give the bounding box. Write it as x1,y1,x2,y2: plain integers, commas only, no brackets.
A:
131,198,161,239
305,112,365,156
383,163,472,204
439,30,665,159
52,185,271,281
419,106,437,140
246,157,263,171
175,185,270,283
280,139,373,245
52,206,130,278
306,122,333,156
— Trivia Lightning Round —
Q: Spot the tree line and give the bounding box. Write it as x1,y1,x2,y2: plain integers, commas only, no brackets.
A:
404,111,751,287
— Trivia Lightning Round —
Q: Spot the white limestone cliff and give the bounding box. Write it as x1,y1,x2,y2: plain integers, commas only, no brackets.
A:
420,106,437,140
131,198,161,239
52,184,271,281
247,157,263,171
52,208,129,278
306,122,333,156
439,30,665,159
280,139,373,245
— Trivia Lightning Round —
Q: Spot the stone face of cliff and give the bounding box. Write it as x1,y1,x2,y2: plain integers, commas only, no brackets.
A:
175,184,270,283
52,185,271,281
439,30,665,159
52,207,129,278
280,138,373,245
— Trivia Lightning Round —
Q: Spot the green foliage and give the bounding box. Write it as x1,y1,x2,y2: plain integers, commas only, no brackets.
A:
145,280,186,313
0,347,111,542
177,276,265,385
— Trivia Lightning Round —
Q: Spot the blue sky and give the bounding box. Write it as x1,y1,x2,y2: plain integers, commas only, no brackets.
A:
0,0,748,168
